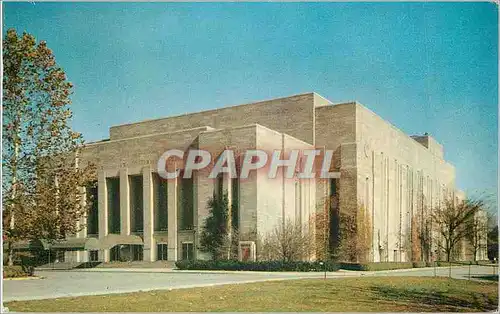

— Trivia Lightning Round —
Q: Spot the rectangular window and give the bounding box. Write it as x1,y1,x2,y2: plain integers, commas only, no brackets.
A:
110,245,120,261
231,177,239,230
154,174,168,232
107,178,120,234
132,245,143,261
329,178,339,212
329,178,338,197
89,250,99,262
216,174,223,201
157,243,168,261
181,242,194,261
178,174,193,230
295,180,301,225
129,175,143,233
55,250,65,263
86,183,99,236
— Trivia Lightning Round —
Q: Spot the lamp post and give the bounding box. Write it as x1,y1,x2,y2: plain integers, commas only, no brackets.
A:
320,261,326,279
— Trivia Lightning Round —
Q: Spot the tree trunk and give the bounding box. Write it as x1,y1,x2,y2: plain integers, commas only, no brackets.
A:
8,139,19,266
7,241,14,266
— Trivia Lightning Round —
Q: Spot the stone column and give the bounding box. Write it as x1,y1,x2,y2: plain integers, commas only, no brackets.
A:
120,168,130,235
167,175,178,261
76,186,88,262
98,171,109,262
143,166,155,261
195,172,213,260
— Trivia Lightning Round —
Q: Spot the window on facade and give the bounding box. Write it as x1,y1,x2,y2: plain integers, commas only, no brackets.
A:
107,178,120,234
329,178,339,211
215,173,224,201
110,245,120,261
181,242,194,260
154,174,168,232
132,245,143,261
329,178,338,197
295,180,301,225
89,250,99,262
129,175,143,233
178,172,194,230
157,243,168,260
365,177,370,211
55,250,65,263
86,183,99,236
231,177,239,231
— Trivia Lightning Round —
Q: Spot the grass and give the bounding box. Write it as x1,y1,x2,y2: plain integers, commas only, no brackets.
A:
6,276,498,312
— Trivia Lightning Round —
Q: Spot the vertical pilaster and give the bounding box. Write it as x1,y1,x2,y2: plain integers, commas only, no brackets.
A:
76,186,88,262
167,175,178,261
196,172,213,260
223,174,232,260
223,174,233,229
143,166,155,261
120,168,130,235
98,171,109,262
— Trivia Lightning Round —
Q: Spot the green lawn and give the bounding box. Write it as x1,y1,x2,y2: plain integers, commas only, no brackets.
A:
7,277,498,312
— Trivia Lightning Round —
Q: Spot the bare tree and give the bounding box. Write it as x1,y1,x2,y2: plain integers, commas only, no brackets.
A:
432,198,482,262
259,218,314,262
313,196,333,261
465,210,488,261
355,205,372,263
332,203,372,263
315,195,373,263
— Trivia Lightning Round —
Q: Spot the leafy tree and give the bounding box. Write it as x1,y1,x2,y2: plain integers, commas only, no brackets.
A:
200,192,230,260
432,198,482,262
2,29,95,265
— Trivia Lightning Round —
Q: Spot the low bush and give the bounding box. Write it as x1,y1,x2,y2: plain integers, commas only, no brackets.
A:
436,260,493,266
339,262,414,271
436,261,459,266
411,261,427,268
175,260,340,272
3,265,29,278
177,260,490,272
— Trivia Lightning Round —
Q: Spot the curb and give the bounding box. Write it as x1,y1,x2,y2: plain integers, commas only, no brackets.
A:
3,276,44,281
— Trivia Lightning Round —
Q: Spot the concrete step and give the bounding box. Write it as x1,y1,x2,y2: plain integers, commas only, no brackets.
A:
36,262,83,270
95,261,176,269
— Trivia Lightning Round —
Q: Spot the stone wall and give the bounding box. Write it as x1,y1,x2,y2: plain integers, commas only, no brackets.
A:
74,93,461,263
109,93,318,145
355,103,456,262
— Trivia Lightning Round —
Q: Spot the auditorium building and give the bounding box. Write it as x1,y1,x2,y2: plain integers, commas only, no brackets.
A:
54,92,468,263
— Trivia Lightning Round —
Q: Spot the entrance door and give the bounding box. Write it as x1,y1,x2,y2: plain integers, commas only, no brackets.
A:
181,242,194,260
157,244,168,260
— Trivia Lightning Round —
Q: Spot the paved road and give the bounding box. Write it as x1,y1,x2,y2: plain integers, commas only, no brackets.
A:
3,265,497,302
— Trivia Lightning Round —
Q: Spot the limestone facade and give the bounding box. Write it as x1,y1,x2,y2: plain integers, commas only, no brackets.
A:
62,92,472,263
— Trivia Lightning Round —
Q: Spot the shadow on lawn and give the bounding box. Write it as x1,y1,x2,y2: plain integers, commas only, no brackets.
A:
370,285,498,312
471,275,499,282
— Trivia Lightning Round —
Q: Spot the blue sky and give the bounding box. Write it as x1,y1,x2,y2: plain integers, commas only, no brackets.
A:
3,2,498,205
